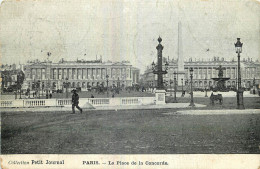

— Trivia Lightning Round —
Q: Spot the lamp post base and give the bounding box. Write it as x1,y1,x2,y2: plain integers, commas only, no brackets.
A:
236,90,245,109
189,102,195,107
173,96,178,103
155,90,166,105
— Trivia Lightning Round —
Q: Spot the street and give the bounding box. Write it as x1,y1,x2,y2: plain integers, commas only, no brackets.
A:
1,108,259,154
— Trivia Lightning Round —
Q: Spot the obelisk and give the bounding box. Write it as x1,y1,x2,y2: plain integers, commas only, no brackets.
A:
177,22,185,86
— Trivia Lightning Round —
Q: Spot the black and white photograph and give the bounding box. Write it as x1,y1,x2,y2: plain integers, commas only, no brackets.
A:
0,0,259,168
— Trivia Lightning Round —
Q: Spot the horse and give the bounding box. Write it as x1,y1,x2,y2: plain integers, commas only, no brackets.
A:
210,93,223,104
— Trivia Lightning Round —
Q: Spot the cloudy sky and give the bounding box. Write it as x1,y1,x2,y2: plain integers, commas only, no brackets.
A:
0,0,259,72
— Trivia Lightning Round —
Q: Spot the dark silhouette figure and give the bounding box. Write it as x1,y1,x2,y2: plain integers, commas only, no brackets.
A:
72,89,82,114
49,93,52,99
91,94,94,98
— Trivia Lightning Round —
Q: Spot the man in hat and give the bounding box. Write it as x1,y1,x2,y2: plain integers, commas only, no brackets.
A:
72,89,82,114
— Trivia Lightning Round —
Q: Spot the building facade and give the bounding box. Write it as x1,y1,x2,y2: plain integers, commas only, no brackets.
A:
23,59,140,91
141,57,260,89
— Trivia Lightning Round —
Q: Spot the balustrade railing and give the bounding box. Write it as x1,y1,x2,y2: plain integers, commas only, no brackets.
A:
121,98,140,105
1,100,13,107
88,98,110,106
0,97,155,108
25,100,46,107
57,99,72,106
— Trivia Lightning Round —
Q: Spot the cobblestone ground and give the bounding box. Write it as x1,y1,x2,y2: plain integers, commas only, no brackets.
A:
1,108,259,154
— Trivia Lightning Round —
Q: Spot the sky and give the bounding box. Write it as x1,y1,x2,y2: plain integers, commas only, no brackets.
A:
0,0,259,73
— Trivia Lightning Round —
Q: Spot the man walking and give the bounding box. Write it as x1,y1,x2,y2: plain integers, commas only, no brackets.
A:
72,89,82,114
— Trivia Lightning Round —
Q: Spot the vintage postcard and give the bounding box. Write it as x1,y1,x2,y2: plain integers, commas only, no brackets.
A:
0,0,259,168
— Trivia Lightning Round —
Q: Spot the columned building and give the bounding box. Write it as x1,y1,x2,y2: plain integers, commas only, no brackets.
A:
24,59,140,91
142,57,260,89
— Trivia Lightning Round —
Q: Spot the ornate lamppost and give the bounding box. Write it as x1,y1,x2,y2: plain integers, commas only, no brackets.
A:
235,38,245,109
17,71,23,99
106,75,109,97
64,77,69,98
37,80,41,99
173,72,177,103
189,68,195,107
152,36,169,90
181,78,184,97
169,79,173,96
14,82,17,100
253,77,256,94
205,77,208,97
46,52,51,99
152,36,169,104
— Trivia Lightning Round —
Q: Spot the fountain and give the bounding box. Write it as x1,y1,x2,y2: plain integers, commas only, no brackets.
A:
212,65,230,91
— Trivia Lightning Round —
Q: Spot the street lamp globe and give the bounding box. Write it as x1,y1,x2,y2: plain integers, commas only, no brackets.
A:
234,38,243,53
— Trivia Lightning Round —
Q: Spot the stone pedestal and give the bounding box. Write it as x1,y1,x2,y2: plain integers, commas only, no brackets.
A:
155,90,166,105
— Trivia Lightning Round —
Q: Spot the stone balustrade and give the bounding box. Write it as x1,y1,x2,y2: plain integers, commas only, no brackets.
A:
0,97,155,108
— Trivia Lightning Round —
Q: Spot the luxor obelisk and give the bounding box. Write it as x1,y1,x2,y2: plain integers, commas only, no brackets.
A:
177,22,185,86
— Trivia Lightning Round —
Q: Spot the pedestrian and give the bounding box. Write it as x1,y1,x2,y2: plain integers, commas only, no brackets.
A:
181,90,185,97
72,89,82,114
49,93,52,99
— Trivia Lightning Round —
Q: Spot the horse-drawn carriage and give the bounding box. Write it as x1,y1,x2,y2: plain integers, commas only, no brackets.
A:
210,92,223,104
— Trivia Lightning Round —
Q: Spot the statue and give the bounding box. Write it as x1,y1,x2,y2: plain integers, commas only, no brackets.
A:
215,65,226,78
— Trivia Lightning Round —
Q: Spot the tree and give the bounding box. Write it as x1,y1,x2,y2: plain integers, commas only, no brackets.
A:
17,70,25,98
17,70,25,90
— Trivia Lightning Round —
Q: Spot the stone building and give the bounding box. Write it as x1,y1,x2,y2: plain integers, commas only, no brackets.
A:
141,57,260,89
23,58,140,91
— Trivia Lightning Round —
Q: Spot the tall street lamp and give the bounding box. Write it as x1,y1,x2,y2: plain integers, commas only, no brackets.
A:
42,82,44,99
189,68,195,107
14,82,17,100
205,77,208,97
65,77,69,98
253,77,256,94
173,72,177,103
169,79,173,96
47,52,51,99
152,36,169,89
235,38,245,109
106,75,109,97
181,78,184,97
17,72,22,99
